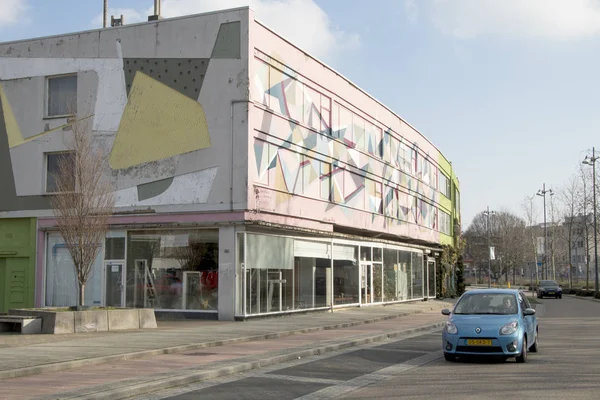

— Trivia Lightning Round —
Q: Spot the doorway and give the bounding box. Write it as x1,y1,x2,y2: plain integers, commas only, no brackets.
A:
105,262,125,307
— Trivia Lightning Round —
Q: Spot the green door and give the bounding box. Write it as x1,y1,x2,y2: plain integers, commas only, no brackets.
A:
0,257,30,312
0,259,5,313
0,218,36,313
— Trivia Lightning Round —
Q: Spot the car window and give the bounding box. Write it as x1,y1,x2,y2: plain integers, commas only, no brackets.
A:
519,292,530,310
453,293,518,315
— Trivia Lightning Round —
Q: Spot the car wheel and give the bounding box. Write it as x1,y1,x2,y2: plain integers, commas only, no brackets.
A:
539,294,543,299
444,353,456,362
516,337,527,363
530,329,538,353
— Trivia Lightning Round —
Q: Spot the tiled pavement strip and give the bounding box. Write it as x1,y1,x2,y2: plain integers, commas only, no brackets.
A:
0,300,452,400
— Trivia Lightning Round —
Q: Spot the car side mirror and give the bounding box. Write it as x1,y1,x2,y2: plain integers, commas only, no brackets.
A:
523,308,536,316
441,308,451,316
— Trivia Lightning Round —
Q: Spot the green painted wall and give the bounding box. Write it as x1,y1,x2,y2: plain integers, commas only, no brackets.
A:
0,218,36,313
437,154,460,247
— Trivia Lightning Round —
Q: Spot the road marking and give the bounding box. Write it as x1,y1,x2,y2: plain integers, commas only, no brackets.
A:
294,351,442,400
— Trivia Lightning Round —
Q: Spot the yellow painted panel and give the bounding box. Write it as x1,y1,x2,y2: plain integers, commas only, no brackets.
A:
0,84,24,148
110,72,211,169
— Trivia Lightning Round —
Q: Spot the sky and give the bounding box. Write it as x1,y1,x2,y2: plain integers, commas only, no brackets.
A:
1,0,600,230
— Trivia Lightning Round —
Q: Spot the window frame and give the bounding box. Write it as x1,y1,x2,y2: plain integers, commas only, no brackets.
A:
45,73,78,119
45,150,76,194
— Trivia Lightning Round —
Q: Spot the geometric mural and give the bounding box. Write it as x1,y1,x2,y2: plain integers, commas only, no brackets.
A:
253,55,447,232
109,71,211,169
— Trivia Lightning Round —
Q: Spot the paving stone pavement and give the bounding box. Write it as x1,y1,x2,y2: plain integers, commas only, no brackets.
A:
0,300,453,400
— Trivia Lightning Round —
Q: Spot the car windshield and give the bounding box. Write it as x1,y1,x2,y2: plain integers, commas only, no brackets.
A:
453,293,518,315
540,280,559,287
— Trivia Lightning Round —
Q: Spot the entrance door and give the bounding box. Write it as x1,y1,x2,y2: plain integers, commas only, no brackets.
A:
105,262,125,307
361,263,372,304
427,258,436,298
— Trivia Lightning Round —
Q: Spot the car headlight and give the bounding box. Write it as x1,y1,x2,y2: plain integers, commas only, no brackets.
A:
500,321,518,335
446,321,458,334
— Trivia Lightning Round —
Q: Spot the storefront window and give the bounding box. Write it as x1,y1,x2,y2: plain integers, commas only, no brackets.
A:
45,232,102,307
398,250,412,300
383,248,398,301
245,233,294,314
126,229,219,311
293,239,332,309
333,244,359,305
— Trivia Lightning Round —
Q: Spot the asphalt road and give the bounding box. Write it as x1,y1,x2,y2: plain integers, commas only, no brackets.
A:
135,295,600,400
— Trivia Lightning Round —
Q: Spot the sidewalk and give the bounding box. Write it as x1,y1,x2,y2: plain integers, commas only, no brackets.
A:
0,299,452,400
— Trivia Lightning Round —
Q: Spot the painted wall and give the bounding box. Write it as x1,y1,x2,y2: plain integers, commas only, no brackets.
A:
0,218,36,313
247,19,459,246
0,8,251,216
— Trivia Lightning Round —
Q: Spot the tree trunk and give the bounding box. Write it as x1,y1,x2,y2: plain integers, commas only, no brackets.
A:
79,282,85,306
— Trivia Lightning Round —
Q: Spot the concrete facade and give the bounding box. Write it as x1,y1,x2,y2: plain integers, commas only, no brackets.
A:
0,7,460,320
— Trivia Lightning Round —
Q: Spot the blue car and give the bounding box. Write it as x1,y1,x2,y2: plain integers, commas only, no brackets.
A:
441,289,538,363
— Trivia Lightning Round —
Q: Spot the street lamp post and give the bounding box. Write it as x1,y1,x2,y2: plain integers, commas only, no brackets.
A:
483,206,495,288
583,147,599,293
537,184,553,280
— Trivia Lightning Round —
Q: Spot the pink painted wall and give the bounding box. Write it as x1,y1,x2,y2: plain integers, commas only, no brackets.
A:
247,17,454,245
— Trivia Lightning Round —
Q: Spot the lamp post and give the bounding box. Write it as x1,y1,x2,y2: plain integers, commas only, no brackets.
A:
537,184,553,280
582,147,599,293
483,206,496,288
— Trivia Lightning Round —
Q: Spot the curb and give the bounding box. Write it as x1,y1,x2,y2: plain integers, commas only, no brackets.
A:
563,294,600,303
56,321,446,400
0,303,450,380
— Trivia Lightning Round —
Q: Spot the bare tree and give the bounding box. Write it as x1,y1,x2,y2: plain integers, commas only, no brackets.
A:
561,175,581,288
464,210,528,285
49,116,114,307
522,195,539,284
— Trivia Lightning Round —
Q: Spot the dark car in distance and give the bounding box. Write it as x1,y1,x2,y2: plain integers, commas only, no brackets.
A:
536,280,562,299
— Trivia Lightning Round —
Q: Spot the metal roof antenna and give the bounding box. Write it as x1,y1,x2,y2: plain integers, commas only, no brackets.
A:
149,0,162,21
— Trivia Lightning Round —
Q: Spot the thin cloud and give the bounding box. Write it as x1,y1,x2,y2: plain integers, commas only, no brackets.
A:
146,0,360,61
0,0,29,27
425,0,600,40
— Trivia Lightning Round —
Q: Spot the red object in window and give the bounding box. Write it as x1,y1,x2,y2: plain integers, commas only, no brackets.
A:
206,271,218,289
201,271,208,287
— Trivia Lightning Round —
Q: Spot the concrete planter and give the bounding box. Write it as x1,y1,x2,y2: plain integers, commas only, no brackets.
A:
8,308,157,334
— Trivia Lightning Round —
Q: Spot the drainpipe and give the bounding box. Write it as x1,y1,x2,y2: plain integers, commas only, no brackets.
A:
231,100,250,212
103,0,108,28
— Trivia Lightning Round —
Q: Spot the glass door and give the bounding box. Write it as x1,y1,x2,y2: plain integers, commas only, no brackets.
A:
361,263,373,304
105,262,125,307
427,258,436,298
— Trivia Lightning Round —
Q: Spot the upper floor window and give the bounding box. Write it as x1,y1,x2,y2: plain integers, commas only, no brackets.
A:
46,151,75,193
439,172,451,198
47,74,77,117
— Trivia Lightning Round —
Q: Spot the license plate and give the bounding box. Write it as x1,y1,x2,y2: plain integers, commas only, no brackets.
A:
548,292,555,295
466,339,492,346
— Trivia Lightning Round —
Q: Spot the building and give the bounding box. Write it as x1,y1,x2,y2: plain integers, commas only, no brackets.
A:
0,7,460,318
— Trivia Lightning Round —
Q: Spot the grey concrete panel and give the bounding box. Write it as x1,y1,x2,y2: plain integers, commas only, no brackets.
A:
0,31,101,58
107,309,139,330
212,21,241,59
74,310,109,333
110,156,179,191
0,95,50,211
78,70,99,119
137,176,174,201
123,58,209,100
138,309,158,329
